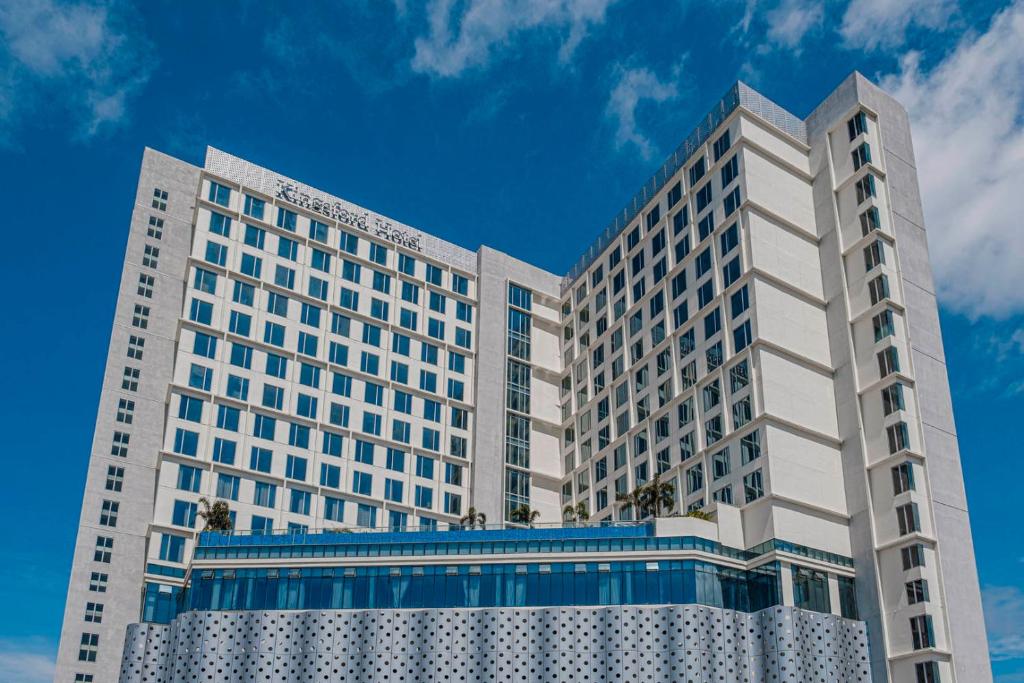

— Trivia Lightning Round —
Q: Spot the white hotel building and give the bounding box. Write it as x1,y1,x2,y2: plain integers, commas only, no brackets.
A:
56,73,990,682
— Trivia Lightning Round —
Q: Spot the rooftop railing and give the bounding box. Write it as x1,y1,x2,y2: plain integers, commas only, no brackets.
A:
197,520,652,548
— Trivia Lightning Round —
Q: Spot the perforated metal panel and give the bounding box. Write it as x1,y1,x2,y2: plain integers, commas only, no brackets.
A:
120,605,871,682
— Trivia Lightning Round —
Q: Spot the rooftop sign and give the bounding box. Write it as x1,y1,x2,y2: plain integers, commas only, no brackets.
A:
204,147,478,272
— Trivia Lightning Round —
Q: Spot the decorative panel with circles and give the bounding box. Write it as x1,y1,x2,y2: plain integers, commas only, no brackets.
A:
119,605,872,682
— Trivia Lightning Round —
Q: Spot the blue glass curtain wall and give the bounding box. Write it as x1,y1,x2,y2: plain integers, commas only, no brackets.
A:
791,566,831,614
195,531,853,569
143,582,183,624
195,534,752,563
177,560,781,617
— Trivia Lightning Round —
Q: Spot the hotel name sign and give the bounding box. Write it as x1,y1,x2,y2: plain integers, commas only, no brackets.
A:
275,179,423,253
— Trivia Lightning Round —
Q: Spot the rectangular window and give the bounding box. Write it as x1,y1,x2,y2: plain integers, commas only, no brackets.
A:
88,572,108,592
887,421,910,454
851,142,872,171
868,274,890,305
78,632,99,662
910,615,935,650
882,382,905,415
94,536,113,563
847,111,868,140
864,240,885,271
152,188,168,211
713,130,731,160
142,243,160,268
855,174,876,204
98,500,119,527
743,470,764,503
217,473,240,500
878,346,900,377
137,273,154,298
906,578,930,605
689,157,705,186
723,186,741,216
915,662,940,683
696,183,713,214
208,181,231,207
105,465,125,492
243,194,265,219
721,155,739,187
276,207,297,231
667,181,682,209
176,464,201,492
902,543,925,570
147,215,164,239
897,502,920,535
860,206,881,236
873,309,896,342
892,461,915,494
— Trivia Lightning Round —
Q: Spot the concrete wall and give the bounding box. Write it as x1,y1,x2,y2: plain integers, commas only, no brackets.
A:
56,149,202,682
473,247,561,524
805,72,990,682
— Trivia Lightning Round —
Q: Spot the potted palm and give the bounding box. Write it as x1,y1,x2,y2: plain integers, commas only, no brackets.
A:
509,505,540,527
459,507,487,529
562,502,590,525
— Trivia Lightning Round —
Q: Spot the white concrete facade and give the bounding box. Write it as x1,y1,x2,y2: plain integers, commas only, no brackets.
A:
57,73,988,683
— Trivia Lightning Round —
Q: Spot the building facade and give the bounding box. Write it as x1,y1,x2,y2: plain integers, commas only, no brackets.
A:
57,72,990,682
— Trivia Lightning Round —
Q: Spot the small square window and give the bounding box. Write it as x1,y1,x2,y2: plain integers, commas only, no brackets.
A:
98,500,119,527
151,188,168,211
116,399,135,424
78,632,99,662
105,466,125,492
147,215,164,239
88,572,108,592
126,335,145,360
137,273,155,298
142,244,160,268
121,366,140,392
83,602,104,623
93,536,113,563
132,304,150,329
111,431,130,457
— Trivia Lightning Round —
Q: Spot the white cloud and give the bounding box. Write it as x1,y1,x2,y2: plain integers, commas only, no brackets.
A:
880,0,1024,318
764,0,823,50
410,0,618,78
605,63,682,159
840,0,957,50
0,0,153,142
984,585,1024,661
0,639,55,683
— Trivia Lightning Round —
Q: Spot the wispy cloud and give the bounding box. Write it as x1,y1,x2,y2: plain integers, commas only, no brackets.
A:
410,0,619,78
605,62,684,159
254,9,411,97
0,0,154,144
764,0,823,51
840,0,958,50
984,585,1024,662
0,638,55,683
880,0,1024,318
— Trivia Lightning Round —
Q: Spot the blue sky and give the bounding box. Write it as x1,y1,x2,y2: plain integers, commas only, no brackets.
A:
0,0,1021,680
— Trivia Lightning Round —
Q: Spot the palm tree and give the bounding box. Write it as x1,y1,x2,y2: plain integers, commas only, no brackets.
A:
616,486,646,520
509,505,541,527
645,473,676,518
197,497,233,532
459,507,487,529
562,502,590,524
